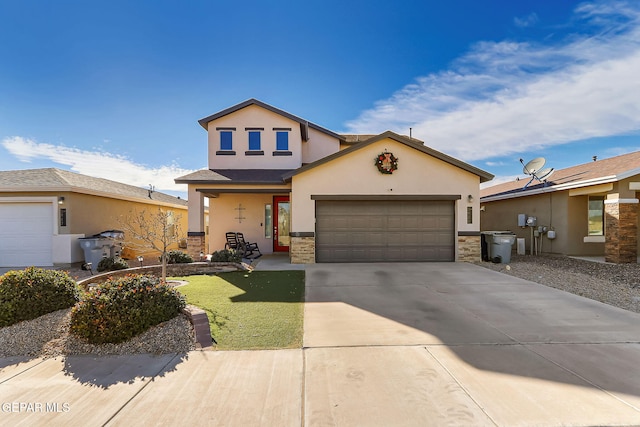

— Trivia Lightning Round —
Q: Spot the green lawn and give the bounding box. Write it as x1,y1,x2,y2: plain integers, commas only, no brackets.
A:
175,271,305,350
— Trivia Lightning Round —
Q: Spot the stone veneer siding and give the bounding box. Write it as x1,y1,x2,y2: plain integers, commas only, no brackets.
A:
186,232,206,261
605,200,638,264
290,234,315,264
458,235,481,262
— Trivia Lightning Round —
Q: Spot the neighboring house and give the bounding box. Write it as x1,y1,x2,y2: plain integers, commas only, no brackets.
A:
480,152,640,263
175,99,493,263
0,168,190,268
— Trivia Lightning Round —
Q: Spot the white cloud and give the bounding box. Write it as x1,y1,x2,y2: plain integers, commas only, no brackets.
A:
514,13,539,28
480,174,521,189
345,1,640,162
2,136,195,193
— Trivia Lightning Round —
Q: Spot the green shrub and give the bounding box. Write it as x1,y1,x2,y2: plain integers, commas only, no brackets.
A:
97,256,129,272
210,249,242,263
0,267,80,327
69,274,185,344
163,250,193,264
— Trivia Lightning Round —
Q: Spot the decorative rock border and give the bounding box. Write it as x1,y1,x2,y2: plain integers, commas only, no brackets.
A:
77,262,248,288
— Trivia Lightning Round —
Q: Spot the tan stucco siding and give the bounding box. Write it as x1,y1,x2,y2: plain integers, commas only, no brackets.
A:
481,191,607,256
67,193,189,258
208,193,275,254
302,127,340,164
206,104,303,169
291,138,481,233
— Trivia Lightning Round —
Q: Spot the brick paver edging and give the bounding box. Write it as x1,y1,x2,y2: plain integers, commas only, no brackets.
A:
182,305,215,350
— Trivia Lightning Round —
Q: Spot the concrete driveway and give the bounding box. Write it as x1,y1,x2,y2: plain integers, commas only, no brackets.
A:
304,262,640,426
1,262,640,426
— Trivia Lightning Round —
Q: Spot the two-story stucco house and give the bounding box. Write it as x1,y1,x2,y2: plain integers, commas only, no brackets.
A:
175,99,493,263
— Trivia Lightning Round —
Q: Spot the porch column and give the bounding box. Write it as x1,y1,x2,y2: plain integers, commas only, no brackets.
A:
604,198,638,263
187,188,206,259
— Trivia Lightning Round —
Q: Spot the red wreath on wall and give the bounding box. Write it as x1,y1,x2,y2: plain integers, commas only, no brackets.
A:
375,151,398,174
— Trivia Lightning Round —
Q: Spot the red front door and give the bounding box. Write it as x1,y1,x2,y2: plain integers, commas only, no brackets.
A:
273,196,290,252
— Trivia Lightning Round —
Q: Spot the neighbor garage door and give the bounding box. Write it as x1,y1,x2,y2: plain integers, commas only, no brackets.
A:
315,199,455,263
0,202,53,267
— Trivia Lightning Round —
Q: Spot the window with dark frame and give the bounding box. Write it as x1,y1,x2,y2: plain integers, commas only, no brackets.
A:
248,131,261,150
276,131,288,151
60,208,67,227
588,195,605,236
220,131,233,150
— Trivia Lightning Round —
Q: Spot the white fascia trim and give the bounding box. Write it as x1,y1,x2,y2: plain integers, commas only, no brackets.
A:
604,198,639,204
481,175,619,203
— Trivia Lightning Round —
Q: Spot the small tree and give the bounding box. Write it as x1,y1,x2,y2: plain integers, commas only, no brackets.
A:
118,208,184,282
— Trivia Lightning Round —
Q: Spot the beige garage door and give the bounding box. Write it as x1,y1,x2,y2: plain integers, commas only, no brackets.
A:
315,200,455,263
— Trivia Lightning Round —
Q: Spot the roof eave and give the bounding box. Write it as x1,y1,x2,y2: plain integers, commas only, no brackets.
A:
481,175,620,202
284,131,494,182
197,98,342,140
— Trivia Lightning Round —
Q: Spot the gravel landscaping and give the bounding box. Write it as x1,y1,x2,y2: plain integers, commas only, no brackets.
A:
0,308,195,358
476,254,640,314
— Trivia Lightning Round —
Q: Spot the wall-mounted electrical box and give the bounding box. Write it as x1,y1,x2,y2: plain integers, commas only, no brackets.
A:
518,214,527,227
526,216,537,227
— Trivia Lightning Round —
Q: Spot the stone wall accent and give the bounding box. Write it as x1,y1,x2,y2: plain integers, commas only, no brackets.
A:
605,200,638,264
458,235,481,262
186,232,206,261
290,236,315,264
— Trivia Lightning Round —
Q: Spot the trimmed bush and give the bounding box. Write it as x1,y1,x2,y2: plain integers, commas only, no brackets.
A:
69,274,185,344
97,256,129,272
0,267,80,327
163,250,193,264
210,249,242,263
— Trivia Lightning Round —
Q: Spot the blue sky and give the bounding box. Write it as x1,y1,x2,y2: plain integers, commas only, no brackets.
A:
1,0,639,198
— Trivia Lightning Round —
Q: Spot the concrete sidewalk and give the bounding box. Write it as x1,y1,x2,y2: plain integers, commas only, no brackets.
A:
1,262,640,426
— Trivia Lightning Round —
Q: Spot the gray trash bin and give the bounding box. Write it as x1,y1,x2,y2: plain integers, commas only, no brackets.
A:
489,232,516,263
78,230,124,272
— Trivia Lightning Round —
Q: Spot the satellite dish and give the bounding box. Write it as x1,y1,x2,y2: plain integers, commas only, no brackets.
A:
537,167,554,181
519,157,554,190
522,157,546,175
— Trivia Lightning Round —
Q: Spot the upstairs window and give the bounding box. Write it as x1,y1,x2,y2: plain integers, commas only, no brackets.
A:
588,195,605,236
220,131,233,150
248,131,261,150
276,131,289,151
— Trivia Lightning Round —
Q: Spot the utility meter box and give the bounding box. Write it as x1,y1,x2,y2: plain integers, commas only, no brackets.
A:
518,214,527,227
526,216,537,227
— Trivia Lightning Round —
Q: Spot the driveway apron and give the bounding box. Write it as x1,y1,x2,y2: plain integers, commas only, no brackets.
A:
304,262,640,426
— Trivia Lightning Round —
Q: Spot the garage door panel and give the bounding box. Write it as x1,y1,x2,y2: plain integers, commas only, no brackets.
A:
0,203,53,267
316,200,455,263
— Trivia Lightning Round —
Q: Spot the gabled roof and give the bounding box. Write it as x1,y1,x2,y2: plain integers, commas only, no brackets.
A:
175,169,293,185
481,150,640,201
198,98,344,142
0,168,187,207
283,131,494,183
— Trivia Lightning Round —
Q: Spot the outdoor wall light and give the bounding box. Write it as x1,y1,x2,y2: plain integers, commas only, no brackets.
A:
467,194,474,203
58,196,65,205
200,251,204,261
137,256,143,267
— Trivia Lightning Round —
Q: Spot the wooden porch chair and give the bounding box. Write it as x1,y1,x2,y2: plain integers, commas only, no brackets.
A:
236,232,262,259
224,232,240,251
